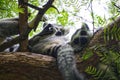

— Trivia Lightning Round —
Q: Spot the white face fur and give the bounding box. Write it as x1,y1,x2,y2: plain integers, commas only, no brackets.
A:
70,23,93,52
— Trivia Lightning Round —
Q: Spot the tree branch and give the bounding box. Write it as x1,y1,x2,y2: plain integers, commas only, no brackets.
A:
0,0,54,51
18,0,29,51
23,2,42,11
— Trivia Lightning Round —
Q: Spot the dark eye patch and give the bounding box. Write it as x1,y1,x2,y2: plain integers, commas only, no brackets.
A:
79,37,88,45
73,38,79,44
43,24,54,32
80,31,87,35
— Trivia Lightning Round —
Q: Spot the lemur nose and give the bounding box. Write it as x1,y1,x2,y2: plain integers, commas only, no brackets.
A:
56,31,62,36
47,24,52,27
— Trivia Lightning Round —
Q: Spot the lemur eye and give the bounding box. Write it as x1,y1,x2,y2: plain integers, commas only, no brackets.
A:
73,38,79,44
49,27,53,31
79,37,88,45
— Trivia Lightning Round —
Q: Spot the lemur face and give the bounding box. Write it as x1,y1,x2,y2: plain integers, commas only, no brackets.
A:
70,23,92,52
53,24,65,36
42,23,69,36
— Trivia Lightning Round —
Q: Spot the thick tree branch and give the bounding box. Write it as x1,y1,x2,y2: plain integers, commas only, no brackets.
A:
0,52,63,80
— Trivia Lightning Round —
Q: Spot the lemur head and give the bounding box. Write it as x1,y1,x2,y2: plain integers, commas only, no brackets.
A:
29,23,68,47
42,23,69,36
70,22,92,52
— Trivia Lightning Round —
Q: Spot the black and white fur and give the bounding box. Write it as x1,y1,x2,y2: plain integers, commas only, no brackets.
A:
70,23,92,53
29,23,91,80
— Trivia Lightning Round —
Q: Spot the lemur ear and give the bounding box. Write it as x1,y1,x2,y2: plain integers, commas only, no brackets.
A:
81,22,89,30
43,22,48,28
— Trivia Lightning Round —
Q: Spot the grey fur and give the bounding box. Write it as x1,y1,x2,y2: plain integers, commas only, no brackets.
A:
0,19,19,38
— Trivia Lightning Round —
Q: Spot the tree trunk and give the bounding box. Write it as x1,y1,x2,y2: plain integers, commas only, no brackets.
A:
18,0,28,51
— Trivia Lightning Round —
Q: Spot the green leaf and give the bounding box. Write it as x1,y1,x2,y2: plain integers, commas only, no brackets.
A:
82,49,93,60
46,7,58,14
57,10,68,26
85,66,106,80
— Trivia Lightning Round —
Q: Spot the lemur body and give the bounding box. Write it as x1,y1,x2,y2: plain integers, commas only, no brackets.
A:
29,23,68,57
0,18,19,38
31,36,67,57
29,23,91,80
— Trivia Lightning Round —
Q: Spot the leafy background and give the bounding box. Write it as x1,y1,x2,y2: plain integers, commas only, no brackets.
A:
1,0,120,30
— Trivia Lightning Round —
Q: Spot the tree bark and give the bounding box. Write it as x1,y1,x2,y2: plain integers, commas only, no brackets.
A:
0,16,119,80
0,52,63,80
18,0,28,51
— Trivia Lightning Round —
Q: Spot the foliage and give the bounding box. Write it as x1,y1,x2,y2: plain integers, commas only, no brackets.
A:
0,0,18,18
85,14,120,79
108,0,120,20
1,0,120,28
82,49,93,60
85,22,120,79
94,15,107,27
57,10,68,26
85,66,104,80
104,24,120,42
85,44,120,80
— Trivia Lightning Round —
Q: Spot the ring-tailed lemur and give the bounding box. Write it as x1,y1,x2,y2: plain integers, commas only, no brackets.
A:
29,23,91,80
